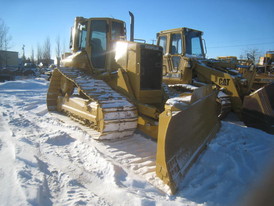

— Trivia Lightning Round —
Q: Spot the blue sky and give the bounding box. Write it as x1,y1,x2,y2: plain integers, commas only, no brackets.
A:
1,0,274,60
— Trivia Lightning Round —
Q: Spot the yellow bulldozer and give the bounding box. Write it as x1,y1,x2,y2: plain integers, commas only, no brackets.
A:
253,51,274,90
157,27,274,134
47,13,220,194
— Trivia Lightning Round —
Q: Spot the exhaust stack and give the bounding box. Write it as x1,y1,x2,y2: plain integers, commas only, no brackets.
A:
129,11,134,42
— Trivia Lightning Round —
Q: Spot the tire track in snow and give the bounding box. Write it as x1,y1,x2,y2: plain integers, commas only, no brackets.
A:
1,79,190,205
38,132,113,206
0,111,31,205
1,79,172,204
2,81,115,205
0,80,98,205
2,94,112,205
0,94,54,205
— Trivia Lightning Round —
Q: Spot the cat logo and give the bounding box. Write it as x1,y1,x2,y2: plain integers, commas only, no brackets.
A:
218,78,230,86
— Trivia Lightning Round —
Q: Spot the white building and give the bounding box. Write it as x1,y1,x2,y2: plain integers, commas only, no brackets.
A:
0,50,19,69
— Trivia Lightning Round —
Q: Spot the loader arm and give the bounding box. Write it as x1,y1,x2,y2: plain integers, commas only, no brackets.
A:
194,61,244,113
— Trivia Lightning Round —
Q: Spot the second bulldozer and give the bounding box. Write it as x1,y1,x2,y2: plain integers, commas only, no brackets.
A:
47,14,220,194
157,27,274,134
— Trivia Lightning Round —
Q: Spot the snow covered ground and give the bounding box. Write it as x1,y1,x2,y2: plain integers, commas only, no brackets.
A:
0,78,273,206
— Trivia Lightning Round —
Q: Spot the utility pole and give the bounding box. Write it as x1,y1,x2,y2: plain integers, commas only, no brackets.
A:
22,44,26,67
22,45,25,58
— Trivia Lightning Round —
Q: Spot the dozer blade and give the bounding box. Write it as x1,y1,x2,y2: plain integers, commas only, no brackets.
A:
156,86,220,194
242,82,274,134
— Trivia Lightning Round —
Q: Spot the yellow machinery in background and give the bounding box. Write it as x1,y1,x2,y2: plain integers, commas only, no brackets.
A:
157,27,274,134
217,54,274,90
253,51,274,89
47,14,220,194
217,56,253,66
217,56,238,64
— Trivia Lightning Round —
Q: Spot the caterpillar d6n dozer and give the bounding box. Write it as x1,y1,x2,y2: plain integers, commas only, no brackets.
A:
46,14,220,194
157,27,274,134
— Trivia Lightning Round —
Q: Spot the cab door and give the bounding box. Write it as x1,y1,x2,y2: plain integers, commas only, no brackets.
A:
169,33,182,73
158,33,183,76
90,20,108,70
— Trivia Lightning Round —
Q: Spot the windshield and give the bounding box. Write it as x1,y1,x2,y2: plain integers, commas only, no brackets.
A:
185,31,204,58
90,20,107,68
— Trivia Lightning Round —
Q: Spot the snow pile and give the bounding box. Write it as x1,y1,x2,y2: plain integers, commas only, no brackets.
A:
0,78,274,206
178,121,274,205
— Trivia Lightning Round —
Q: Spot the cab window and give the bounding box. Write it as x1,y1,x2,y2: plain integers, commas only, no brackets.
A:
185,31,204,57
158,35,167,54
171,33,182,54
78,23,87,49
90,20,107,68
111,21,125,40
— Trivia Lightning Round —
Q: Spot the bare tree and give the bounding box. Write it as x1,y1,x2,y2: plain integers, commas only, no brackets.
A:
0,18,12,68
0,19,11,50
31,46,35,64
36,43,42,65
42,37,51,66
22,44,26,64
62,38,68,56
55,35,61,58
241,48,262,64
55,35,61,67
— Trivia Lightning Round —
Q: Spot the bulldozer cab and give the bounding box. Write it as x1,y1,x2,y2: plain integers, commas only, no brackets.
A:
69,17,126,72
157,28,205,83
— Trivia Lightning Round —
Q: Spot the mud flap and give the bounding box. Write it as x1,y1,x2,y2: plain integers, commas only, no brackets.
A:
156,86,220,194
242,82,274,134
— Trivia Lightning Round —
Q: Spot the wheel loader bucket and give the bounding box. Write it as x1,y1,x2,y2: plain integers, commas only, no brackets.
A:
242,82,274,134
156,86,220,194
